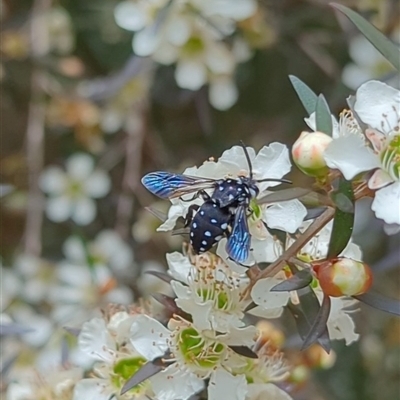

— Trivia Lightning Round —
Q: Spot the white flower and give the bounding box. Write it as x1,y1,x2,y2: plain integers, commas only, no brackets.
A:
324,81,400,229
7,305,53,347
73,312,152,400
167,252,251,333
114,0,259,109
63,230,135,277
49,262,133,326
342,35,395,90
130,314,258,400
6,367,83,400
250,221,361,345
40,153,111,225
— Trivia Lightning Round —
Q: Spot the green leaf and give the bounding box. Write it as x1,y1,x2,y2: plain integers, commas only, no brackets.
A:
121,359,165,395
354,292,400,316
327,178,355,258
315,94,333,135
331,3,400,71
271,269,313,292
229,346,258,359
302,294,331,351
289,75,318,115
287,287,331,353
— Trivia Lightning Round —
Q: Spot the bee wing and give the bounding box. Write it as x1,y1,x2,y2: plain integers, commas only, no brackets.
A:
226,206,251,264
141,171,216,199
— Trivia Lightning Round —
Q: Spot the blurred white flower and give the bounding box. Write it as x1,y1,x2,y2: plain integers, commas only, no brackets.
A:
63,230,135,277
114,0,260,109
324,81,400,230
342,35,395,90
6,366,83,400
40,153,111,225
49,262,133,326
250,221,362,345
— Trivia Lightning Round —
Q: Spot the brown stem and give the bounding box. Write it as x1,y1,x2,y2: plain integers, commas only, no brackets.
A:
23,0,52,256
115,107,147,239
247,207,335,285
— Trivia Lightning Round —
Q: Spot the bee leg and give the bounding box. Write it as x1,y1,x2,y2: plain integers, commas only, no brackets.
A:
184,204,199,227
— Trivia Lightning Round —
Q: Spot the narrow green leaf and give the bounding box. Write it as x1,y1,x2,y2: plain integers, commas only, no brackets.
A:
315,94,333,135
327,178,355,258
121,359,164,395
229,346,258,359
289,75,318,115
271,270,313,292
354,292,400,316
301,294,331,351
288,287,331,353
145,270,173,284
331,3,400,71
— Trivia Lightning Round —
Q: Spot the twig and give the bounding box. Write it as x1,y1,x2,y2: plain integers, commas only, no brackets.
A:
247,207,336,285
115,106,147,239
23,0,52,256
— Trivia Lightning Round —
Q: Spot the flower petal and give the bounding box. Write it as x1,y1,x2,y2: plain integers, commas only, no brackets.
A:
71,197,96,225
84,170,111,198
263,199,307,233
324,134,379,180
209,369,247,400
130,314,170,360
39,166,68,194
78,317,116,362
251,278,290,310
166,252,193,284
73,378,114,400
151,364,204,400
66,153,95,180
133,26,160,56
63,235,86,263
46,196,72,222
253,143,291,190
354,80,400,135
175,59,207,90
247,383,293,400
371,181,400,225
209,76,238,110
114,1,146,31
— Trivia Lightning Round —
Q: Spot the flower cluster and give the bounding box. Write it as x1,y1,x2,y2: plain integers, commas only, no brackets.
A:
114,0,274,109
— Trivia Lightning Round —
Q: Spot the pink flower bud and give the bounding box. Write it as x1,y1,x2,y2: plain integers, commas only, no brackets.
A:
292,131,332,177
314,258,373,297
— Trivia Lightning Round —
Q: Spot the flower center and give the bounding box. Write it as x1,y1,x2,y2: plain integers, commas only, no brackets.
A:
67,180,83,198
112,357,147,393
183,36,204,55
249,199,262,222
177,327,225,369
380,134,400,180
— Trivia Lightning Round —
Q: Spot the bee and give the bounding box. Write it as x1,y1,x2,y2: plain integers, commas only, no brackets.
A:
141,143,290,264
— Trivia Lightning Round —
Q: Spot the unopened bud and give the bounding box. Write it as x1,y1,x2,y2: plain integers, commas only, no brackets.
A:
292,131,332,177
314,257,373,297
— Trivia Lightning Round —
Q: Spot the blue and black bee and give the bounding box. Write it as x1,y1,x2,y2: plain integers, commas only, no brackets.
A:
141,143,290,264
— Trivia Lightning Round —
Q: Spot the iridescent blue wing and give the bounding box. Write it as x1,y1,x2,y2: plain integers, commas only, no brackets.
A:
141,171,216,199
226,206,251,264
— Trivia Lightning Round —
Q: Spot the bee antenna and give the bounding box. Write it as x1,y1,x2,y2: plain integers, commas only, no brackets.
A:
256,178,292,184
239,140,253,179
